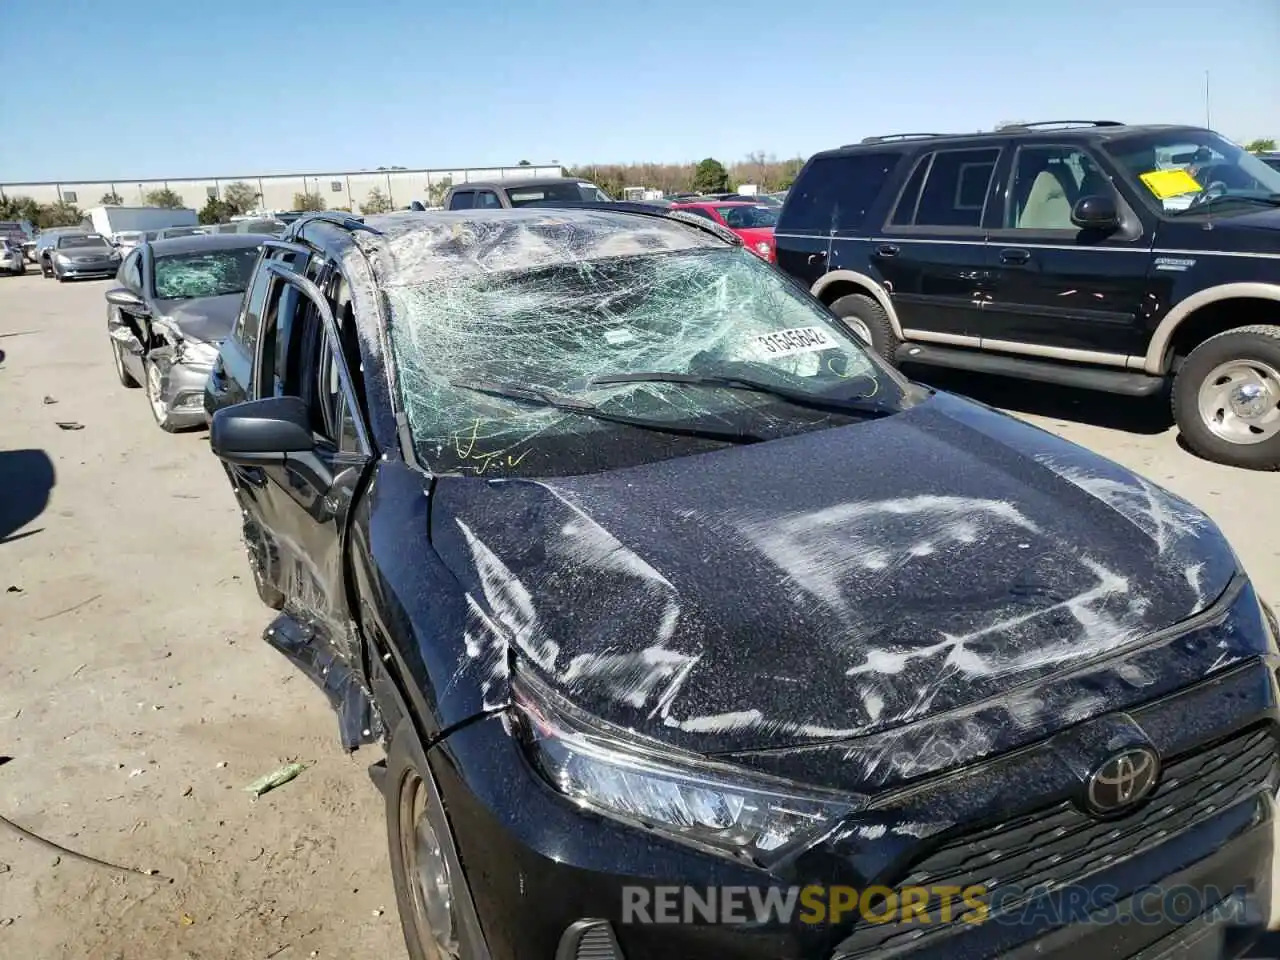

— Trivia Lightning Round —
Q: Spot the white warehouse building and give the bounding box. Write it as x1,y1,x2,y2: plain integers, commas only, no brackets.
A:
0,163,564,212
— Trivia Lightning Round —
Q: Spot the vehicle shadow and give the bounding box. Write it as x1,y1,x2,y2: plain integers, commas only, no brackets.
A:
0,449,56,544
902,365,1173,436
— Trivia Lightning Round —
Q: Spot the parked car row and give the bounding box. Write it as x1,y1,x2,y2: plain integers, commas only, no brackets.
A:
88,202,1279,960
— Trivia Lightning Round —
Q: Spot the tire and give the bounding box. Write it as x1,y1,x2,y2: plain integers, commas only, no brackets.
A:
385,718,480,960
1172,324,1280,470
41,262,52,279
144,358,182,433
55,270,65,283
828,293,899,363
111,339,139,388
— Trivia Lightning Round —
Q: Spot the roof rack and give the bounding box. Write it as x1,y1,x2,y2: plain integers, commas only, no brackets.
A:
288,211,382,238
855,133,948,146
995,120,1125,132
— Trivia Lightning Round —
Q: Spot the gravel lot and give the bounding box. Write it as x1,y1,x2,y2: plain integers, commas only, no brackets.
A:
1,272,1277,958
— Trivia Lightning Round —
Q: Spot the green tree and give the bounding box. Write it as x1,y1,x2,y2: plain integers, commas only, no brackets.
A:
692,157,729,193
1245,138,1276,154
99,190,123,205
518,159,532,166
426,176,453,207
198,197,235,224
293,192,326,211
222,181,259,215
360,187,392,214
144,187,186,208
37,202,83,228
0,194,42,224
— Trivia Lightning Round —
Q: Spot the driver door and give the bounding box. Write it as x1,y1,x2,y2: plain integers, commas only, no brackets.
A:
107,247,150,384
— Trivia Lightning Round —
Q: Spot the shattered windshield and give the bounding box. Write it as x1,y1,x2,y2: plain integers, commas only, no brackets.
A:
154,247,261,300
1105,131,1280,215
387,245,906,478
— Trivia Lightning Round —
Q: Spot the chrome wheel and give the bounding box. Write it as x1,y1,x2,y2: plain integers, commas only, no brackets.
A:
146,362,169,424
399,772,459,960
1196,359,1280,445
844,316,872,345
112,341,126,382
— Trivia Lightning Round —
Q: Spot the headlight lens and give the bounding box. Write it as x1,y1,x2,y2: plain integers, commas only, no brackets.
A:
513,669,856,863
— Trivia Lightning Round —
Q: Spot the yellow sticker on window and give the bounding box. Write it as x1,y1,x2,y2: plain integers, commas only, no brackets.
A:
1139,168,1203,200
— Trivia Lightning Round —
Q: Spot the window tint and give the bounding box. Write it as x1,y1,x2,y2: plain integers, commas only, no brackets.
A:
1006,145,1106,230
474,190,502,209
901,148,999,228
449,190,476,210
777,153,902,233
891,157,929,226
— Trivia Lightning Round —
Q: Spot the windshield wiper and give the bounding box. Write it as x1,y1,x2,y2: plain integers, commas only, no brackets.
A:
587,371,898,418
1176,193,1280,215
450,378,763,444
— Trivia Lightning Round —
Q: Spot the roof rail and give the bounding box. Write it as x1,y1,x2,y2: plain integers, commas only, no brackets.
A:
288,211,382,238
524,199,743,247
995,120,1125,132
855,133,948,145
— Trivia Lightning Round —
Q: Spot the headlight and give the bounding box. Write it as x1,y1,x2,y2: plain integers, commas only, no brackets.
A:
513,669,856,864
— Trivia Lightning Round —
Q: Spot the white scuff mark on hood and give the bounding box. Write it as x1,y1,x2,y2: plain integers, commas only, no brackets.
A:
455,518,556,671
1185,562,1206,612
847,557,1137,681
738,496,1041,614
861,689,886,723
855,824,887,840
562,648,699,709
666,709,765,733
1040,460,1208,554
892,822,933,838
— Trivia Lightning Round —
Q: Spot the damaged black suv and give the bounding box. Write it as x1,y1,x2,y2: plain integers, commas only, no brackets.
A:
206,207,1278,960
776,122,1280,469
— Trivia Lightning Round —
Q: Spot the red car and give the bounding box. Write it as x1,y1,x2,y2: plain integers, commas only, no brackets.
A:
669,201,778,262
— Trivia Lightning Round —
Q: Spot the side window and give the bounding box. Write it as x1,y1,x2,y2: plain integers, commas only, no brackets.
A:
474,190,502,209
449,191,476,210
234,253,272,351
896,148,1000,229
1006,145,1103,231
777,153,903,233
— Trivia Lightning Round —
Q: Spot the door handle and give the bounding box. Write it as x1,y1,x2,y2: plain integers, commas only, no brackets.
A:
1000,248,1031,265
875,244,900,258
807,250,827,265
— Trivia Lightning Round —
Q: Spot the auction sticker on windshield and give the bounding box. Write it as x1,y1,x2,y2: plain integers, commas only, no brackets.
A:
1140,168,1203,200
749,326,838,359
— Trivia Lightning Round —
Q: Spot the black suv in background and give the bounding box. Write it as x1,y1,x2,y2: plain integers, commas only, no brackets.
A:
775,121,1280,469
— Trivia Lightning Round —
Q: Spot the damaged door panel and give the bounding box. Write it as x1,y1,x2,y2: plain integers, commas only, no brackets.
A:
238,258,379,749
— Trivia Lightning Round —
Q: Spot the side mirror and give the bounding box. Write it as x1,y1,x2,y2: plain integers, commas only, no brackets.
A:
1071,195,1120,231
210,396,314,466
105,287,149,315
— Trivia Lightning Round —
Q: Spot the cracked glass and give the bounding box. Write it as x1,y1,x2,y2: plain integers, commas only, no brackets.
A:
385,234,907,478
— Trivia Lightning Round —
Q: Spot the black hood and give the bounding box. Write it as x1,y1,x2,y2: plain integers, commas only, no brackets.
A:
431,393,1238,759
158,293,243,344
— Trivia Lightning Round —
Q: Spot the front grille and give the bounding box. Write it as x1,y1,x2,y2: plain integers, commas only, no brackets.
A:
837,726,1278,957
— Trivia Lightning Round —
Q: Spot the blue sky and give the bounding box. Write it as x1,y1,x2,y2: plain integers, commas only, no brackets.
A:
2,0,1277,182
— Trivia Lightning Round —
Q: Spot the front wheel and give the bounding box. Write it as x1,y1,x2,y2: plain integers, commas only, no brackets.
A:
828,293,899,364
1172,325,1280,470
144,358,182,432
112,339,139,388
385,719,473,960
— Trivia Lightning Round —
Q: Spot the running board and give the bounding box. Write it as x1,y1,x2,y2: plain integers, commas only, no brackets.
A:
896,343,1166,397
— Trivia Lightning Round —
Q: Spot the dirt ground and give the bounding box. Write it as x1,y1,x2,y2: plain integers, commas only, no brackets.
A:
0,272,1277,959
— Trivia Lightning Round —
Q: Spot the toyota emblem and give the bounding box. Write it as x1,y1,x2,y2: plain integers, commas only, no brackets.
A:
1086,747,1160,815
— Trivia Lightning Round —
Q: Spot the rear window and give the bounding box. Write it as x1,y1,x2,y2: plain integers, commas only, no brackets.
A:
717,205,778,229
777,153,903,233
449,190,475,210
506,181,610,206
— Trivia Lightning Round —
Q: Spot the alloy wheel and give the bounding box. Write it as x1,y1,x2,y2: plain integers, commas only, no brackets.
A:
1196,359,1280,445
147,362,169,425
843,316,872,346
